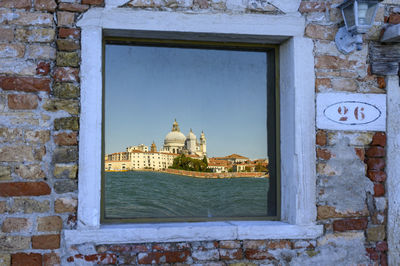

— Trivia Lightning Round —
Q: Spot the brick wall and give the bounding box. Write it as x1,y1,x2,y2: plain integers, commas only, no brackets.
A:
0,0,399,265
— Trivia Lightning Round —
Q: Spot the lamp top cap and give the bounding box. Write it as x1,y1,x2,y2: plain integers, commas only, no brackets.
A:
338,0,383,9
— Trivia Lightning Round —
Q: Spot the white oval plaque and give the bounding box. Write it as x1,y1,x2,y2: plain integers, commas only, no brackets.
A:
323,101,381,125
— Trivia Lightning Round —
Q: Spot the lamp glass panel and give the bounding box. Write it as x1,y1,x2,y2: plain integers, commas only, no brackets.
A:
343,4,356,29
357,2,377,26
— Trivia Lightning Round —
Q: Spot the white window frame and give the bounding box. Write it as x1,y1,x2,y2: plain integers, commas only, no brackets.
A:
65,8,323,245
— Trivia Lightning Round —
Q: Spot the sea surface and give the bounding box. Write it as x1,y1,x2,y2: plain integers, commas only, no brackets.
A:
104,171,270,219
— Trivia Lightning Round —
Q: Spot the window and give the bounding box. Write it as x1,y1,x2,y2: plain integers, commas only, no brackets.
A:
65,8,322,245
102,39,278,223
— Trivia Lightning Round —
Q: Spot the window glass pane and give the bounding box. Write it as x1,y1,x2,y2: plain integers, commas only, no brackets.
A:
103,42,276,221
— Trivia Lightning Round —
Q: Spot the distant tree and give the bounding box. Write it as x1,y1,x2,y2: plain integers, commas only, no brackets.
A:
170,154,208,172
202,156,208,167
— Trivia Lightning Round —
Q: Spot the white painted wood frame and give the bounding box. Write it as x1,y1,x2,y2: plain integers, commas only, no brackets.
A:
65,8,323,244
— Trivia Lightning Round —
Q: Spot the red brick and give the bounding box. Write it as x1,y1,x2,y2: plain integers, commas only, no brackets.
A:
58,28,80,39
32,234,60,249
355,148,365,161
82,0,104,5
59,3,89,12
36,62,50,75
0,182,51,197
376,241,388,252
367,158,385,171
315,55,356,70
152,243,173,251
8,94,38,110
366,146,385,158
381,252,388,266
2,217,30,232
299,1,327,13
388,13,400,24
367,171,387,182
43,252,60,266
377,77,386,89
54,132,77,146
164,250,191,263
315,78,332,91
244,249,274,260
220,249,243,260
316,130,327,146
305,24,337,40
54,67,79,82
371,132,386,147
0,77,50,93
374,183,385,197
0,0,31,9
317,148,331,160
11,253,42,266
137,252,163,264
333,218,368,232
366,248,380,261
73,254,117,264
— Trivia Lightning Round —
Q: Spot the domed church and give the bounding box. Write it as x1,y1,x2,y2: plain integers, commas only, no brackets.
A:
162,120,207,157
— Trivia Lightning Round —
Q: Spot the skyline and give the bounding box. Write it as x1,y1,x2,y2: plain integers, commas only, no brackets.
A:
105,44,269,159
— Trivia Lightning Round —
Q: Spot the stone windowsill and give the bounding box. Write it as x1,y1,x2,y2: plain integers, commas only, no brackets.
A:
64,221,323,245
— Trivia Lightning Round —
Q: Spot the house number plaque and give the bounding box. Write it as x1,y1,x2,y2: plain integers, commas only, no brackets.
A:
317,93,386,131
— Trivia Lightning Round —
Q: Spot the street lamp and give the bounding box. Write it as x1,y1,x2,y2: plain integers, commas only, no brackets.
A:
335,0,382,54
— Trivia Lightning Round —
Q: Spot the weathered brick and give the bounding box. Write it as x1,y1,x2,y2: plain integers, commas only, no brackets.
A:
371,132,386,147
0,201,6,213
53,146,78,163
0,254,10,266
333,218,368,232
55,197,77,213
244,249,274,260
317,205,369,220
388,13,400,24
0,28,14,42
43,99,79,115
53,83,79,99
0,146,35,162
0,77,50,93
56,52,79,67
37,216,63,232
11,198,50,214
317,148,331,160
331,78,358,92
0,128,23,142
12,12,54,27
54,117,79,130
192,249,219,261
137,252,164,264
27,44,56,60
54,179,77,193
2,217,30,233
0,236,30,251
299,1,327,13
82,0,104,5
8,94,38,110
53,67,79,82
16,28,55,43
25,130,50,144
36,62,50,75
12,253,42,266
0,59,36,75
43,252,61,266
316,55,356,70
0,44,25,58
219,240,240,249
32,234,60,249
366,146,385,158
34,0,57,12
53,164,77,179
366,247,380,261
54,132,78,146
56,39,80,51
315,78,331,91
0,182,51,197
367,158,385,171
58,28,80,39
69,254,117,264
220,249,243,260
0,0,31,9
367,225,386,242
57,11,75,27
376,241,388,252
317,162,338,176
15,164,45,179
377,76,386,89
374,183,385,197
305,24,337,40
316,130,327,146
367,170,387,182
59,3,89,12
0,166,11,180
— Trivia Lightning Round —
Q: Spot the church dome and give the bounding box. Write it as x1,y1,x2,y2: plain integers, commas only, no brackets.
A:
186,129,196,140
164,131,186,145
164,120,186,145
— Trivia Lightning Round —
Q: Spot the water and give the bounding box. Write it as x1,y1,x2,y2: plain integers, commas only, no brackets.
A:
104,171,270,219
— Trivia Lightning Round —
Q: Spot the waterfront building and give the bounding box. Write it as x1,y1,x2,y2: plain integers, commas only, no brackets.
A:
105,120,207,171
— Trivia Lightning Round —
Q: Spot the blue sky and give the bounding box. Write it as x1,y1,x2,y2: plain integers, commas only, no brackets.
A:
105,44,268,159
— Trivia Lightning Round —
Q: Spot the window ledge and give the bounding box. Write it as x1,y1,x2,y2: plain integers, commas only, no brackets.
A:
64,221,323,245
